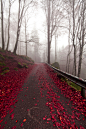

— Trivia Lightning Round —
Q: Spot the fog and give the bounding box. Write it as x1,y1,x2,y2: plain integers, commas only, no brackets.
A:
0,0,86,79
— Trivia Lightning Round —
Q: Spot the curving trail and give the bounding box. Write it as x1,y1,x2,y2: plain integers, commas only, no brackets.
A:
0,63,86,129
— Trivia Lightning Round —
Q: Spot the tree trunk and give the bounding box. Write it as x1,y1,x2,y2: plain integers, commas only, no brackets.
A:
6,0,11,50
77,2,85,77
68,18,70,73
25,18,27,56
1,0,5,50
13,28,20,54
5,24,7,44
13,0,26,54
66,17,70,73
73,0,76,76
55,34,57,62
13,0,20,54
74,45,76,75
78,37,84,77
66,54,68,72
78,45,82,77
48,0,50,64
26,39,27,56
19,36,21,55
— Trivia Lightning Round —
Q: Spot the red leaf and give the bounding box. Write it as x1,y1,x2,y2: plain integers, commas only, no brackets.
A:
0,119,3,124
47,118,51,121
43,117,46,120
10,113,14,120
11,126,16,129
20,123,23,127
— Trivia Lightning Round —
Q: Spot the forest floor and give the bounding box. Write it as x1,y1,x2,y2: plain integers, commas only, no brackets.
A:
0,50,86,129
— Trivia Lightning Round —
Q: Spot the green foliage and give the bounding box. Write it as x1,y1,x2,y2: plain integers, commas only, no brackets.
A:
0,54,5,60
25,56,30,61
0,62,6,66
2,67,9,71
18,62,23,68
23,63,28,68
51,62,60,69
58,74,81,91
67,81,81,91
1,69,9,75
61,77,67,82
25,65,28,68
23,63,26,65
18,62,21,65
14,67,18,71
18,62,28,68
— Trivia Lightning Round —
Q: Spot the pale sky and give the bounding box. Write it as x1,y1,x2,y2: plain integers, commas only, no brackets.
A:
10,0,68,49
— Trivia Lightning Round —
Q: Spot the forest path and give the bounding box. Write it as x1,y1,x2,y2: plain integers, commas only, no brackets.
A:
1,63,86,129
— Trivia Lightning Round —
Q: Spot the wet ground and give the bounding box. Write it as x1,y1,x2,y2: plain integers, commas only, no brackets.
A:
0,63,86,129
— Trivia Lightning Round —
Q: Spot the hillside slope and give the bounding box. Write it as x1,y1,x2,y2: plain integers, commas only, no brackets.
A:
0,48,35,121
0,49,34,73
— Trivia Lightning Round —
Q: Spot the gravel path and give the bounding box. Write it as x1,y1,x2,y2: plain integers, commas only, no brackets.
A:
1,63,86,129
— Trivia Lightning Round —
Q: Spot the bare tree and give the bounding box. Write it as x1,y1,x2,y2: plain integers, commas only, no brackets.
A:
41,0,65,64
47,0,50,64
55,34,57,62
24,11,31,56
77,0,86,77
6,0,15,50
25,18,27,56
72,0,77,75
64,0,80,76
13,0,33,54
1,0,5,50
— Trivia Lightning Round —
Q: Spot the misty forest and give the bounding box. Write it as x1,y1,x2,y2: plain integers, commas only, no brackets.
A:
0,0,86,129
0,0,86,79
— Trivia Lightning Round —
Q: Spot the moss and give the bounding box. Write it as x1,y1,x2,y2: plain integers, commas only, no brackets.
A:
14,67,18,71
18,62,21,65
23,63,28,68
18,62,28,68
25,56,30,61
23,63,26,65
0,54,5,60
67,81,81,91
61,77,67,82
1,69,9,75
58,74,81,91
0,62,6,66
2,67,9,71
18,62,23,68
25,65,28,68
51,62,60,69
